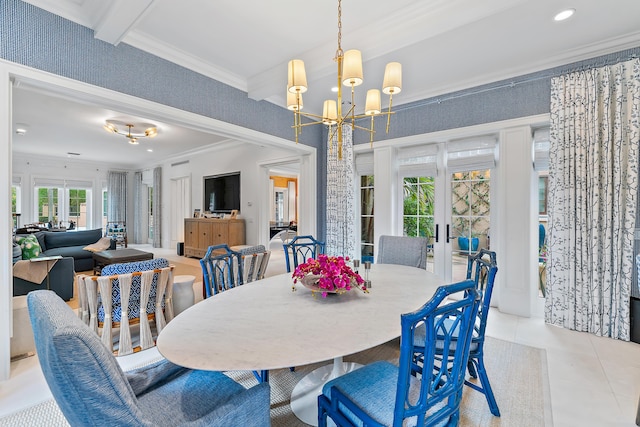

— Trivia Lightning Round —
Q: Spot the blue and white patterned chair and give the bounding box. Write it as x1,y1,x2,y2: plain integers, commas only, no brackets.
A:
28,290,271,427
377,235,430,269
77,258,174,356
318,280,480,427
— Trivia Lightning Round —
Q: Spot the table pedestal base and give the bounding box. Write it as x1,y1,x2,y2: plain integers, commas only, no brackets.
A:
290,357,363,426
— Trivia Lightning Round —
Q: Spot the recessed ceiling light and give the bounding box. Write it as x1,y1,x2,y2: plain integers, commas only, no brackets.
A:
147,149,153,152
554,8,575,21
331,86,339,93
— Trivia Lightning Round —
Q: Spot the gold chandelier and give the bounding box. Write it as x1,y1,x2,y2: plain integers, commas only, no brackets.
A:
287,0,402,159
103,119,158,145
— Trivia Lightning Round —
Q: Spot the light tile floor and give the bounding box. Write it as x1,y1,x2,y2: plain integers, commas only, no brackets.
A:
2,243,640,426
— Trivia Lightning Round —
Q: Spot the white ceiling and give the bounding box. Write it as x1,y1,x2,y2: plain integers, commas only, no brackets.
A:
13,0,640,165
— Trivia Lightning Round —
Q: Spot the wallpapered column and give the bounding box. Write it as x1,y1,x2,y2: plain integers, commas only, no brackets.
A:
326,124,356,258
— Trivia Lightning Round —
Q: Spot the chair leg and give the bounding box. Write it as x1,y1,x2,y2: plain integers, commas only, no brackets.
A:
473,356,500,417
317,395,329,427
467,359,478,379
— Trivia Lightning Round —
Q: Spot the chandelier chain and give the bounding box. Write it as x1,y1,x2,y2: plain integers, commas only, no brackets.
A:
336,0,343,58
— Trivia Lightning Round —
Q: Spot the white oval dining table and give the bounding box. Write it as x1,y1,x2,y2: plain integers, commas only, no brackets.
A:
156,263,442,425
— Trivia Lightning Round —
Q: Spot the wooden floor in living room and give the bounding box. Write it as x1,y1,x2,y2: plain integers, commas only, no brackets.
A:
2,242,640,426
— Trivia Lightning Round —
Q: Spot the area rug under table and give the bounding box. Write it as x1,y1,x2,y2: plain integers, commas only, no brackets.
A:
0,337,550,427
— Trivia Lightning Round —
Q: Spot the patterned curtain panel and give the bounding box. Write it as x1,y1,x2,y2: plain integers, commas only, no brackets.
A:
545,58,640,340
107,171,127,223
153,167,162,248
325,124,356,258
133,172,143,244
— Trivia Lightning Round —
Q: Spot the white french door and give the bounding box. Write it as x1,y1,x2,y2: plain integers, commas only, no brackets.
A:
398,138,496,283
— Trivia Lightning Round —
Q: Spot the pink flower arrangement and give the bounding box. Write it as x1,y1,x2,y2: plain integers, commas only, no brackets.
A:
292,254,367,297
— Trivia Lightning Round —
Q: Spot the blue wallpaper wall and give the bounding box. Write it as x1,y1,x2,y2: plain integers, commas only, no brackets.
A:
2,0,639,242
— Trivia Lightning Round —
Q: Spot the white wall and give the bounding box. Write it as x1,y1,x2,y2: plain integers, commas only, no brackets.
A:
159,142,296,248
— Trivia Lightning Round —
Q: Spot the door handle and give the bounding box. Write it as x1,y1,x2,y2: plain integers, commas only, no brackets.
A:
435,224,439,243
446,224,450,243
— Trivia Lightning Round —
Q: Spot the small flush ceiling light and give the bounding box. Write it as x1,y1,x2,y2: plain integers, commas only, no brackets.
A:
147,149,153,152
103,119,158,145
554,8,575,21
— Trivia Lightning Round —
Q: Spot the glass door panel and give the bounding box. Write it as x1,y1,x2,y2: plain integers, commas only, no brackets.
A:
360,175,374,263
449,170,491,282
402,176,436,273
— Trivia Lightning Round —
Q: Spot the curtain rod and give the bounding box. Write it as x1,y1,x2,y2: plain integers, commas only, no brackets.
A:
396,48,640,113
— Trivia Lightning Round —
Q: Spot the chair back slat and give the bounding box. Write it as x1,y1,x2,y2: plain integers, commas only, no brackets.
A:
465,248,498,339
397,280,480,425
282,235,325,273
200,244,244,298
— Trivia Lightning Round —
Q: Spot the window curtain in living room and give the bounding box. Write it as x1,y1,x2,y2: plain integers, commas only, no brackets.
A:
545,58,640,340
153,167,162,248
107,171,127,223
133,172,143,244
325,124,356,259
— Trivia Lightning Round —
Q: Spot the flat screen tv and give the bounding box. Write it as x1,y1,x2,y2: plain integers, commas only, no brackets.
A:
204,172,240,213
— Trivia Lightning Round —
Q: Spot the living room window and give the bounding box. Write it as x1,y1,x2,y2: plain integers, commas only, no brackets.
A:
34,179,93,229
12,177,21,231
35,186,60,225
68,188,88,230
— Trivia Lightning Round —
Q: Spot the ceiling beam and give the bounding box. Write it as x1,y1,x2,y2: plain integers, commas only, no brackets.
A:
93,0,156,46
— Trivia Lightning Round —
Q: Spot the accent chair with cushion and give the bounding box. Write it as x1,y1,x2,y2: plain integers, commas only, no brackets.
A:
376,235,430,269
77,257,173,356
28,290,271,427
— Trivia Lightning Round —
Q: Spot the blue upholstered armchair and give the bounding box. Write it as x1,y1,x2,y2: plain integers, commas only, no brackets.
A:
28,290,271,427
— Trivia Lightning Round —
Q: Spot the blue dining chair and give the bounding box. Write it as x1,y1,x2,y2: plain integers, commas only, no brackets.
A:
28,290,271,426
200,244,244,298
318,280,481,427
282,235,326,273
199,244,268,383
414,248,500,417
